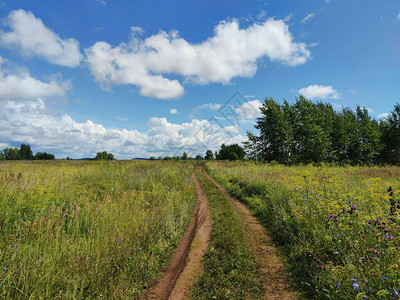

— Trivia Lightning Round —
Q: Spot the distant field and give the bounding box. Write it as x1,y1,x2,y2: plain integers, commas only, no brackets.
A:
207,162,400,299
0,161,196,299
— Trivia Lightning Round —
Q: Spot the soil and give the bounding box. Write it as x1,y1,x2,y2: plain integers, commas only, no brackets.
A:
202,167,298,300
145,172,212,300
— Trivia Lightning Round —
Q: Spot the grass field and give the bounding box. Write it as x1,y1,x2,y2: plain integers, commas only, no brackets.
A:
2,160,400,299
206,162,400,299
0,160,196,299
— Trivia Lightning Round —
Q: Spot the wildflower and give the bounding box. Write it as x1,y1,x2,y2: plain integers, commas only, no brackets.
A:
3,267,7,271
351,278,358,282
86,228,90,233
385,235,394,240
381,276,387,281
393,290,399,297
370,249,379,254
334,233,339,237
353,282,359,291
351,205,356,210
336,282,341,287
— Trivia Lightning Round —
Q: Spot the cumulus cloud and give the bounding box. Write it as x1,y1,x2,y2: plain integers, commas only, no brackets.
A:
170,108,178,115
0,99,244,158
85,18,310,99
0,10,82,67
378,113,389,119
0,64,70,101
298,85,339,100
236,99,263,119
301,13,316,23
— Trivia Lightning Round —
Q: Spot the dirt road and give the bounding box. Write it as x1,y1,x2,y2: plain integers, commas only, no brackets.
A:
202,167,298,300
145,173,211,300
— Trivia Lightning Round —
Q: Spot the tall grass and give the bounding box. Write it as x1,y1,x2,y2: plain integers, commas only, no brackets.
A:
207,162,400,299
0,160,196,299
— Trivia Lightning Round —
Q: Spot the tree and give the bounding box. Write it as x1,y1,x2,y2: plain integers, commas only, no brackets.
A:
0,151,4,160
379,103,400,164
243,131,261,161
181,152,188,160
150,156,156,160
95,151,114,160
34,152,55,160
20,144,33,160
195,155,202,160
205,150,214,160
227,152,239,161
3,148,19,160
217,144,245,160
255,98,294,164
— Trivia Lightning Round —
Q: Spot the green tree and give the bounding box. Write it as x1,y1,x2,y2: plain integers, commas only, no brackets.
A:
217,144,245,160
243,131,260,161
379,104,400,164
205,150,214,160
255,98,294,164
3,148,19,160
34,152,55,160
195,155,202,160
150,156,156,160
181,152,188,160
355,106,382,165
227,152,239,161
0,151,4,160
95,151,114,160
19,144,33,160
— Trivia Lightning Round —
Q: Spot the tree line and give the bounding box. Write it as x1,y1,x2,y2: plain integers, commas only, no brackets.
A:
0,144,55,161
243,95,400,165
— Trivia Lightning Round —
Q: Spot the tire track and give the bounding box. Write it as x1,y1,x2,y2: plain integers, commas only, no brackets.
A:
202,167,298,300
145,172,211,300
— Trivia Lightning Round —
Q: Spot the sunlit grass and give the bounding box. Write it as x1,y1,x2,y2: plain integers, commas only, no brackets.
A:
207,162,400,299
0,160,196,299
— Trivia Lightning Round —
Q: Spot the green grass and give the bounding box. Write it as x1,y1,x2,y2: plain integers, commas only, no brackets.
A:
191,169,261,299
206,162,400,299
0,160,196,299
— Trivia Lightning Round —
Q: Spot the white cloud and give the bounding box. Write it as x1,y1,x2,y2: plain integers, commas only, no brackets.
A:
378,113,389,119
196,103,221,111
131,26,145,35
0,66,70,101
0,10,82,67
116,116,128,121
85,18,310,99
397,11,400,20
298,85,340,100
170,108,178,115
301,13,316,23
236,99,263,119
0,99,245,158
90,0,106,5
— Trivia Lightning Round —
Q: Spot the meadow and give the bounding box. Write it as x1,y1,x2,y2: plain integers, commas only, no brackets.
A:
0,161,196,299
206,162,400,299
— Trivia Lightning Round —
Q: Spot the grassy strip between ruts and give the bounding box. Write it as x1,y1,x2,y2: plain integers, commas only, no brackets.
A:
191,168,261,300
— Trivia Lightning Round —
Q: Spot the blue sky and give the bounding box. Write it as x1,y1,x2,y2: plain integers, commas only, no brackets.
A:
0,0,399,158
